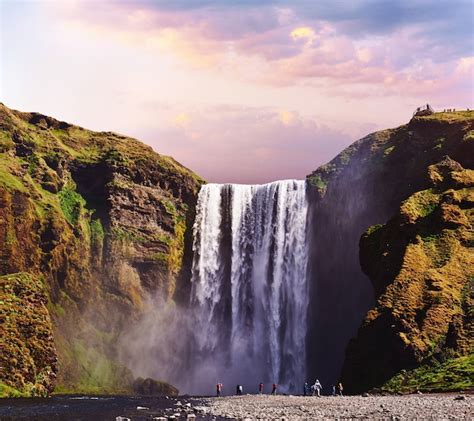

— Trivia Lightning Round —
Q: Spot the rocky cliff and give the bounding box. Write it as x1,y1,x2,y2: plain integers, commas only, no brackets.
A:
0,104,203,396
341,158,473,393
306,111,473,391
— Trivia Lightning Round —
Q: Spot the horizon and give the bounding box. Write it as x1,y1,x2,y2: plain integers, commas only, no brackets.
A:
1,0,473,183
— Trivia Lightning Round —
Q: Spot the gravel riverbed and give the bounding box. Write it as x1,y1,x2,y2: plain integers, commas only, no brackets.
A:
199,393,473,419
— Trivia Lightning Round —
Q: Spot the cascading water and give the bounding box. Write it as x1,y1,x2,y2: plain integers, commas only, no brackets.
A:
189,180,309,394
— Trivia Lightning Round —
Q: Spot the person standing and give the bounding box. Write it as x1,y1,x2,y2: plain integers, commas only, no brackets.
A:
216,383,223,397
332,385,336,396
271,383,277,395
313,380,322,397
258,383,264,394
336,382,344,397
304,382,309,396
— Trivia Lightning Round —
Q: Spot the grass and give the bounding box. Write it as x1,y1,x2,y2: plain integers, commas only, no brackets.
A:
58,184,86,226
463,130,474,142
366,224,383,236
401,189,438,220
418,110,474,122
0,155,27,192
307,173,328,195
0,131,13,152
110,226,147,243
384,145,395,156
0,382,26,398
90,218,105,244
381,354,474,393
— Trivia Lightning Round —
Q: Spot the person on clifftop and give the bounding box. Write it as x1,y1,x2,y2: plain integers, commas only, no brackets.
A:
216,383,223,397
259,383,264,394
271,383,277,395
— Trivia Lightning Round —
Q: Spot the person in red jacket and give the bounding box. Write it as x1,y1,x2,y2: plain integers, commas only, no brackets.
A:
258,383,264,394
216,383,223,397
271,383,277,395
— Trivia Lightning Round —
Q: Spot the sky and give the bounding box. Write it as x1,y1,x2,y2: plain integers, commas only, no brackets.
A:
1,0,473,183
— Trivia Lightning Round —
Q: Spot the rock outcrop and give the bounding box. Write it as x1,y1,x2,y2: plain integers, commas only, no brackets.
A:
341,158,473,393
306,111,474,389
0,104,203,396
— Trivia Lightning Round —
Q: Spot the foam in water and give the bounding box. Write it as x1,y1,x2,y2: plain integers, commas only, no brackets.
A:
189,180,309,394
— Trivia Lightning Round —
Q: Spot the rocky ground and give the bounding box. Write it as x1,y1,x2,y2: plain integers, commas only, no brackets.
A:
199,393,473,419
0,393,472,419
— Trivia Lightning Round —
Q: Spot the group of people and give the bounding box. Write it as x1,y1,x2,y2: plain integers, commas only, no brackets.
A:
216,381,343,397
304,381,344,397
217,383,279,397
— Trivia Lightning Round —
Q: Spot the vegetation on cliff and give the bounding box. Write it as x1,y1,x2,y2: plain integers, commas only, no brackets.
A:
0,104,203,396
0,273,57,397
305,110,474,389
341,157,473,393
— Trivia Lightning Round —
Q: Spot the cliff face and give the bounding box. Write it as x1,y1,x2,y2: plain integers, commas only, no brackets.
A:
341,158,473,393
0,104,203,396
306,111,474,389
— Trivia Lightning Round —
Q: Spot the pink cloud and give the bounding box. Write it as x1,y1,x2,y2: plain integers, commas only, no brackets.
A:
135,105,353,184
55,1,473,103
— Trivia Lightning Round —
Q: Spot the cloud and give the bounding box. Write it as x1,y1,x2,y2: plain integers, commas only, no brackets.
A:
290,26,317,43
53,0,473,99
136,105,353,183
172,112,191,128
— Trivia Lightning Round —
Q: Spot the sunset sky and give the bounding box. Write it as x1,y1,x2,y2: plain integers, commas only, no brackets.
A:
1,0,473,183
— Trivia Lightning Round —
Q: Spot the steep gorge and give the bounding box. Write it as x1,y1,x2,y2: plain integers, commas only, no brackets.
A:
0,104,473,397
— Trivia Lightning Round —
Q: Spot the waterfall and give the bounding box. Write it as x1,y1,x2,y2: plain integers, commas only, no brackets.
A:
189,180,309,394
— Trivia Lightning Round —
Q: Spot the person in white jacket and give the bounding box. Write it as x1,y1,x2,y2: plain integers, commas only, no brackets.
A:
313,380,322,397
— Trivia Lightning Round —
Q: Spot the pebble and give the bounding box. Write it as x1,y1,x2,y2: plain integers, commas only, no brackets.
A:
196,394,471,419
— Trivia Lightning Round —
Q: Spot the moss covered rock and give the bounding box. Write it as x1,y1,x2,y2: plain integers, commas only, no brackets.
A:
132,377,179,397
305,110,474,388
341,159,473,394
0,104,203,395
0,272,57,397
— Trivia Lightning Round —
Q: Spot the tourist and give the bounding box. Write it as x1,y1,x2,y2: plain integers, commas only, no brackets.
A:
259,383,264,394
313,380,322,397
216,383,223,397
304,382,309,396
336,382,344,396
271,383,277,395
332,385,336,396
